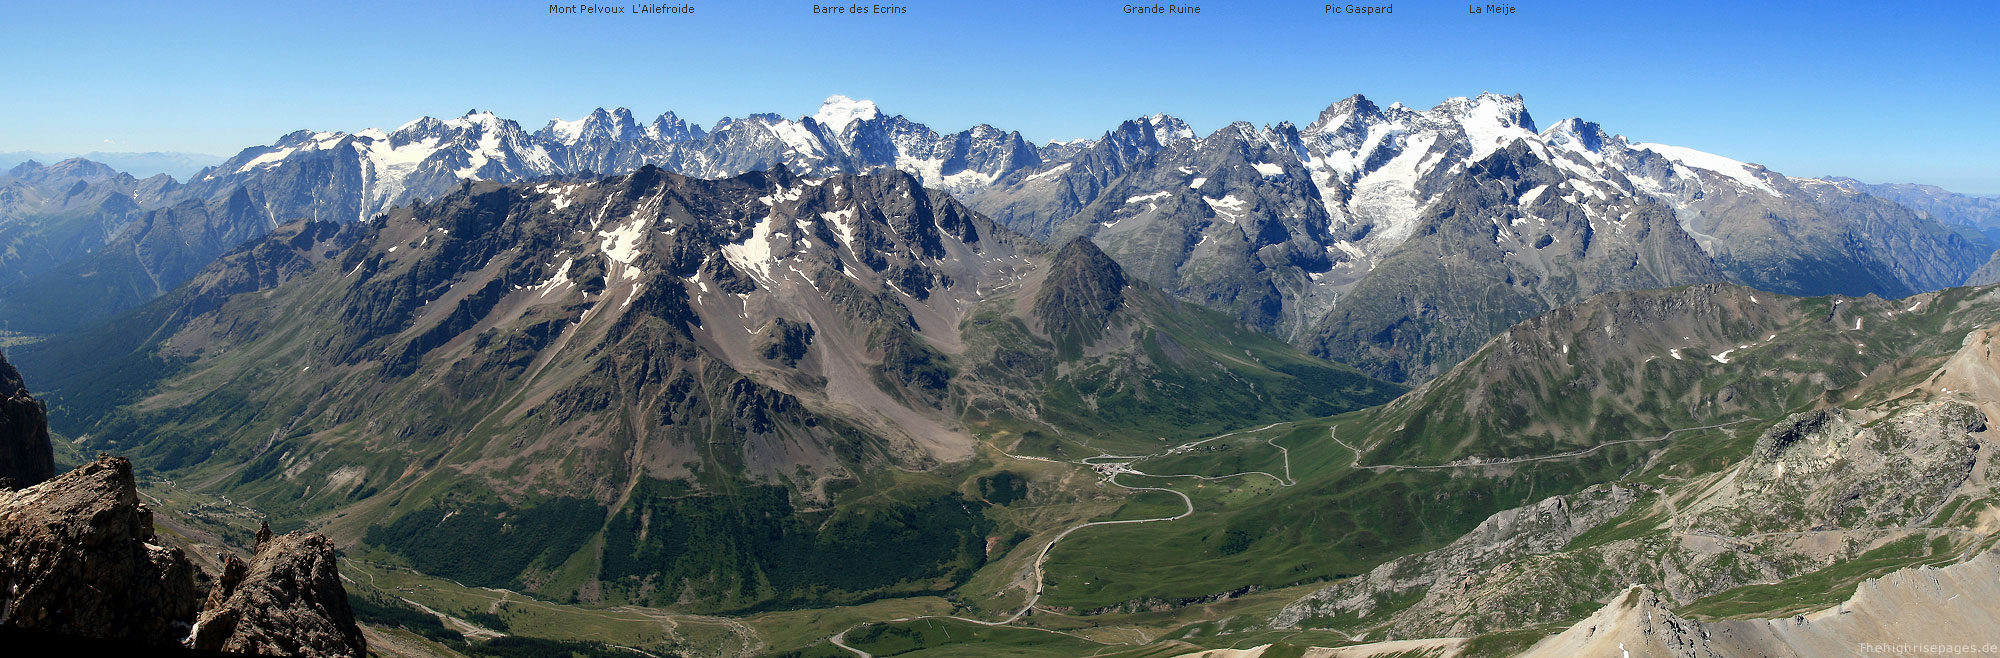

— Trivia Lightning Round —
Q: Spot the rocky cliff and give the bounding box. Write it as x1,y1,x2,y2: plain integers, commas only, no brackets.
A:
0,456,201,644
189,527,367,657
0,350,53,487
0,456,364,656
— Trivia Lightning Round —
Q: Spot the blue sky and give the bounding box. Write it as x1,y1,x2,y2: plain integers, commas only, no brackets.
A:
6,0,1997,192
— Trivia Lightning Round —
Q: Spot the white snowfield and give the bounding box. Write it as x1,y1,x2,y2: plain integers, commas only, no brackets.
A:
1629,141,1781,196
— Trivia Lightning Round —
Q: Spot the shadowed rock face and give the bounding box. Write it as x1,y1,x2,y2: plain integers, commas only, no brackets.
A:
0,456,199,644
189,529,365,658
1968,249,2000,286
0,350,53,487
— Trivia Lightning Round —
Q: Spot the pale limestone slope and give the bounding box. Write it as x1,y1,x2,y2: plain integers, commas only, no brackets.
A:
1517,548,2000,658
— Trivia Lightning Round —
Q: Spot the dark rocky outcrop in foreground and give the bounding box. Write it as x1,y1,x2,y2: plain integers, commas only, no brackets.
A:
0,350,53,487
0,456,365,657
0,456,201,644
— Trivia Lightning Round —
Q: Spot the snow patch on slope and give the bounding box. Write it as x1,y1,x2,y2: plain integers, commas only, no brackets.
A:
723,216,781,281
1348,132,1439,248
1024,162,1072,183
1630,142,1779,196
1459,95,1537,161
599,216,649,278
1204,194,1247,222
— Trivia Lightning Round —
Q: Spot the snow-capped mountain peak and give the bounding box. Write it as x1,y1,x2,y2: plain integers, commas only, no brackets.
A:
814,95,882,133
1542,118,1607,158
1145,114,1198,143
1305,94,1381,134
540,107,640,145
1443,93,1538,161
393,115,441,135
543,116,587,143
442,110,507,133
647,111,704,142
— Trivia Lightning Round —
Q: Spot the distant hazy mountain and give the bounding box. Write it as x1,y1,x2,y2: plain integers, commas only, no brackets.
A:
0,158,270,334
0,151,222,180
1824,177,2000,228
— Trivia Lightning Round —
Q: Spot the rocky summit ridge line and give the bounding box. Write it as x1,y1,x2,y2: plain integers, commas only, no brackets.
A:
974,93,1988,378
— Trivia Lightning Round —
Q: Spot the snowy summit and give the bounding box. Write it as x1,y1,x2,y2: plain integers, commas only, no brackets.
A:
813,95,881,133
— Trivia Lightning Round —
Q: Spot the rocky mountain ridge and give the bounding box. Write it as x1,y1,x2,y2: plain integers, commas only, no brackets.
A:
1824,176,2000,239
195,95,1046,225
971,93,1989,379
1273,282,2000,643
0,96,1044,333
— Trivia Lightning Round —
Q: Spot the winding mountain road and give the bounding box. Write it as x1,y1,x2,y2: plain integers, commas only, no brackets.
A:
825,424,1298,656
829,415,1748,656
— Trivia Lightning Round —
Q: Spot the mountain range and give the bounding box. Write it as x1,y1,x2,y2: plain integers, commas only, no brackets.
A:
4,94,1994,382
9,94,2000,657
14,166,1395,616
22,167,1997,656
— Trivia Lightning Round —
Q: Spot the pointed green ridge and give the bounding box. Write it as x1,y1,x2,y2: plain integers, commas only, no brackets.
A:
1033,237,1126,356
